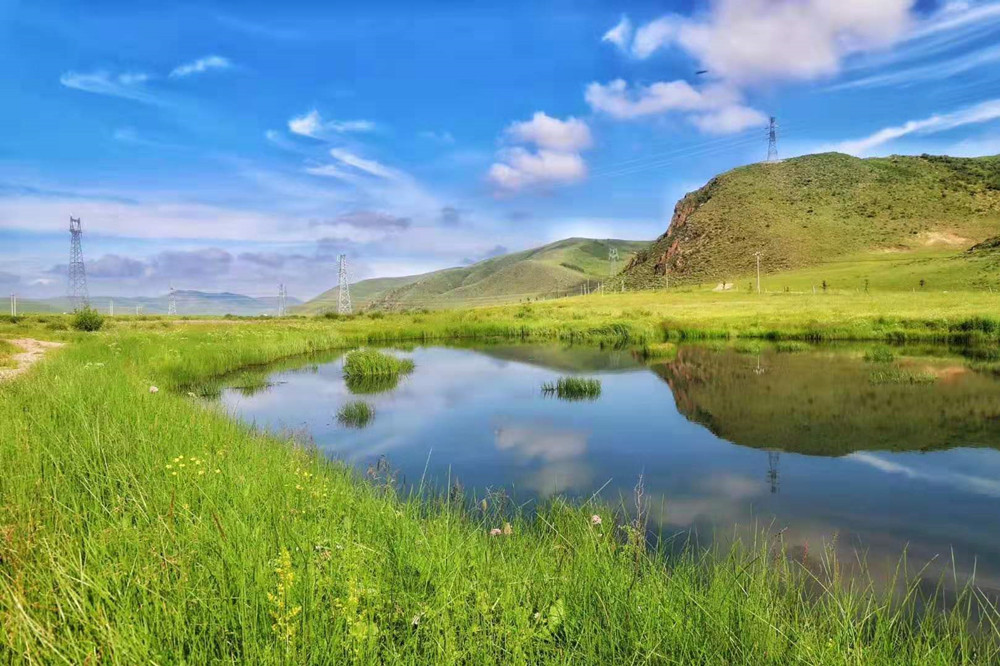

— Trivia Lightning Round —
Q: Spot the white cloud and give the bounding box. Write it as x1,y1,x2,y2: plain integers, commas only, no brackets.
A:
691,105,769,134
621,0,913,84
602,15,632,50
505,112,592,152
595,2,918,135
488,112,593,192
59,71,158,104
329,148,406,181
585,78,765,133
169,55,232,78
288,109,376,138
833,98,1000,155
631,16,677,59
488,149,587,191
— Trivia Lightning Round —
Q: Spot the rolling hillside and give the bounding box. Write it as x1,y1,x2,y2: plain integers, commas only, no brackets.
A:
299,238,648,312
621,152,1000,291
295,275,424,315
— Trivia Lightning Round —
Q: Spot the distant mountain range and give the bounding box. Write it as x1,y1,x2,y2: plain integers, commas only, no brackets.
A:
19,290,301,316
296,237,649,313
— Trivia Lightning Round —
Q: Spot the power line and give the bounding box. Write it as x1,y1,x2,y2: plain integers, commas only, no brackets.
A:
68,216,89,311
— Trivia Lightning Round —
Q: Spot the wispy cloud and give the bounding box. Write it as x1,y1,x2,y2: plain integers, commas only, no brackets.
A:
288,109,376,138
59,70,159,104
829,43,1000,92
169,55,232,78
602,15,632,50
833,98,1000,155
849,452,1000,498
328,148,406,181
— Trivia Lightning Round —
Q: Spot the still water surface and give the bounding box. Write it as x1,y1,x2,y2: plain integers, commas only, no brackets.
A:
221,343,1000,585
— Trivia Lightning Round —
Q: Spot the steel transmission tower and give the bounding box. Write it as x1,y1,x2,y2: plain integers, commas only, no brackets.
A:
68,217,90,310
608,247,620,277
168,284,177,315
337,255,352,314
277,283,287,317
766,116,779,162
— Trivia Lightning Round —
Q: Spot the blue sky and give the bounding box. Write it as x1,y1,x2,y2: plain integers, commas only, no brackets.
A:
3,0,1000,300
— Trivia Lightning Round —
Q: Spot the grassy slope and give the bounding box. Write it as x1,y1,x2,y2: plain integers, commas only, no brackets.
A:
298,238,648,314
1,314,995,663
623,152,1000,290
296,275,424,314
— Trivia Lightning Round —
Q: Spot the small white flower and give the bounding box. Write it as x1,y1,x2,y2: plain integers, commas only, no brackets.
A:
149,386,159,394
591,514,602,526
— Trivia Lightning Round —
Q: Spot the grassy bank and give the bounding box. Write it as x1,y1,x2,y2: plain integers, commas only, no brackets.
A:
1,318,999,663
7,289,1000,347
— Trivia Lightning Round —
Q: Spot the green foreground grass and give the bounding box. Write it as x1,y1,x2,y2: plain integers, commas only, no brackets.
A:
2,294,1000,662
0,338,16,367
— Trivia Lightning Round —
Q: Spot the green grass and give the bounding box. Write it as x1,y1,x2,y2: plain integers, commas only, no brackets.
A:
337,400,376,428
1,317,999,662
869,368,939,385
864,346,896,363
0,338,16,368
342,349,415,394
541,376,602,400
342,349,415,378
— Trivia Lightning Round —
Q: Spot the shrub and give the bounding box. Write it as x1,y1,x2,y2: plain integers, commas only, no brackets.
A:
71,307,104,332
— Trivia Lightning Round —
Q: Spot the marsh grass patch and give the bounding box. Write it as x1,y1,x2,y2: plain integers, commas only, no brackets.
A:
337,401,375,428
542,376,602,401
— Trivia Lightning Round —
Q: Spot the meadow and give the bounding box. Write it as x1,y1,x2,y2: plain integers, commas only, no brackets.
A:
2,291,1000,663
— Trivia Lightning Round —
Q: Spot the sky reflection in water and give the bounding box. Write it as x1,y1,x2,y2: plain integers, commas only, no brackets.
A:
221,343,1000,586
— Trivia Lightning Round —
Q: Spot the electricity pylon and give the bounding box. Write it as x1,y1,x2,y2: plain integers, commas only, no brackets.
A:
68,217,89,310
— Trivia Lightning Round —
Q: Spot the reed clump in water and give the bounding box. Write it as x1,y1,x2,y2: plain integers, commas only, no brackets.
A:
337,400,375,428
542,376,602,401
343,349,415,379
870,368,937,385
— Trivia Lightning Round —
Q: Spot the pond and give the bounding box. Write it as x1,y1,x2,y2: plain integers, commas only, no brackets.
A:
220,342,1000,588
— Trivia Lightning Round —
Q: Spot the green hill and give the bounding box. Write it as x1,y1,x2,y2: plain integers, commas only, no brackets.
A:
298,238,648,312
295,275,423,315
621,152,1000,291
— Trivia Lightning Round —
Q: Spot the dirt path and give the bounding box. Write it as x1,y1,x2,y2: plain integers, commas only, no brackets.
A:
0,338,65,382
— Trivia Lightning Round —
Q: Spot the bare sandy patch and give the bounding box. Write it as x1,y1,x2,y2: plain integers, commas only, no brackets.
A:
0,338,65,382
921,231,971,247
